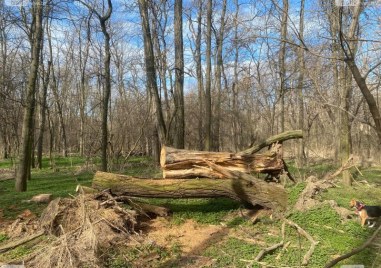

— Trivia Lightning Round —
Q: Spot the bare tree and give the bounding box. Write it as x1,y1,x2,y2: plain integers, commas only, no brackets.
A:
173,0,185,149
16,0,44,191
279,0,289,133
138,0,167,157
205,0,212,151
297,0,306,165
79,0,113,171
213,0,227,151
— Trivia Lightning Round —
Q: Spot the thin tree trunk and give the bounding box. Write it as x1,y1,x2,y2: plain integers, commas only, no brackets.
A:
100,11,112,172
213,0,227,151
195,0,204,150
297,0,305,165
173,0,185,149
232,0,239,151
36,59,51,169
16,0,44,191
279,0,288,133
48,43,67,158
205,0,212,151
79,17,91,157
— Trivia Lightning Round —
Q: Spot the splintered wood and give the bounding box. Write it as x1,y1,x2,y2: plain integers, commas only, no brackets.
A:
160,146,284,179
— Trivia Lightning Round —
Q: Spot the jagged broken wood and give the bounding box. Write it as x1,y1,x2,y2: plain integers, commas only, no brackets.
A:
92,171,288,211
160,130,302,180
160,146,284,179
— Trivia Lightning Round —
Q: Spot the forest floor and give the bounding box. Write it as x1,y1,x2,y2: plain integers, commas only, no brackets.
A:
0,156,381,267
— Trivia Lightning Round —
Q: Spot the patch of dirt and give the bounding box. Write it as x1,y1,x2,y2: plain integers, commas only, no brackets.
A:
143,218,228,254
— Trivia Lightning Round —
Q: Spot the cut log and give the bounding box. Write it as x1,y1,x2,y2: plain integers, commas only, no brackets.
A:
161,146,284,179
92,171,288,212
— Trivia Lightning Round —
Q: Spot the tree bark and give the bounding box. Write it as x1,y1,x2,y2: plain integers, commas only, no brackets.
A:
16,0,44,191
297,0,306,166
279,0,289,133
204,0,212,151
36,59,51,169
99,2,112,172
138,0,167,145
173,0,185,149
213,0,227,151
92,171,288,211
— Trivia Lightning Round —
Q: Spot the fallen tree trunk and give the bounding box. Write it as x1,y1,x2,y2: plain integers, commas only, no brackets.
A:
161,147,283,179
92,171,287,212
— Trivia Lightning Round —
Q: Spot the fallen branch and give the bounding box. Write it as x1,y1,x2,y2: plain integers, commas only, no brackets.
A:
255,241,284,261
322,155,354,181
284,219,319,266
0,230,45,254
324,223,381,268
238,130,303,156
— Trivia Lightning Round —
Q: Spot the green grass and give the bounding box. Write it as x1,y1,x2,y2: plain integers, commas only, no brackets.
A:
0,168,93,218
1,156,381,267
204,237,260,267
147,197,241,225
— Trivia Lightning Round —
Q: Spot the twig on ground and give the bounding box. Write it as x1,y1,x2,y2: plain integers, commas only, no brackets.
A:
255,241,284,261
324,223,381,268
284,219,319,266
322,155,354,181
0,230,45,254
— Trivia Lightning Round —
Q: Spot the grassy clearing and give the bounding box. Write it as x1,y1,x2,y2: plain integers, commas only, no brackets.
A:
1,156,381,267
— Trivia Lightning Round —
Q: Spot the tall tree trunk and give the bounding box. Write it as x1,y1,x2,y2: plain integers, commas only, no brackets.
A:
340,65,352,185
213,0,227,151
100,10,112,172
173,0,185,149
138,0,167,148
36,59,51,169
340,0,381,145
16,0,44,191
337,1,362,185
150,3,171,134
279,0,288,133
232,0,239,151
195,0,204,150
47,28,67,158
297,0,305,166
79,17,91,157
205,0,212,151
79,0,113,171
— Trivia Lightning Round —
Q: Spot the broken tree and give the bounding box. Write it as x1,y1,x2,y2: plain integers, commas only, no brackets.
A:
92,130,303,212
161,130,302,180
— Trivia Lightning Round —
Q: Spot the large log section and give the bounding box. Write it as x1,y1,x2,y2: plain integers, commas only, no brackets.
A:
161,147,283,179
161,130,303,179
92,171,288,211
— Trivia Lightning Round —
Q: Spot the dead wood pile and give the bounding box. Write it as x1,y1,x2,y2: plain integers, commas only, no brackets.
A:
1,192,143,268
